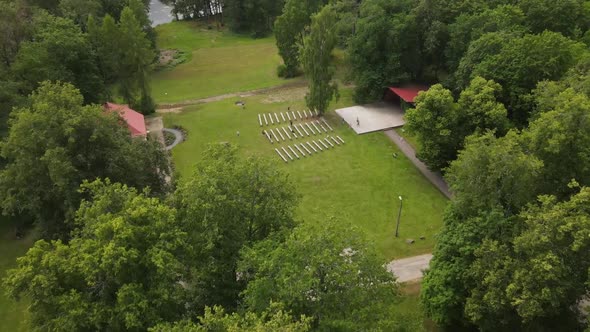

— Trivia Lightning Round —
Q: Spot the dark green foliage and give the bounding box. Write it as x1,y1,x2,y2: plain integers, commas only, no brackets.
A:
301,5,338,115
152,305,312,331
4,179,189,331
11,13,105,103
347,0,420,102
274,0,328,77
421,131,543,328
0,82,170,238
465,187,590,331
173,143,298,313
518,0,587,37
58,0,103,27
405,84,461,171
225,0,285,37
456,31,584,125
445,5,527,73
239,220,401,330
522,89,590,198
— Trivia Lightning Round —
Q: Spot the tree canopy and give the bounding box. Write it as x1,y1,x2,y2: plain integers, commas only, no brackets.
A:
4,180,189,331
173,143,298,312
0,81,169,238
300,5,338,115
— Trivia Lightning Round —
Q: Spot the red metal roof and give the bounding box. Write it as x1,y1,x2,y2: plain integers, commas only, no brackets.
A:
388,86,428,103
104,102,147,137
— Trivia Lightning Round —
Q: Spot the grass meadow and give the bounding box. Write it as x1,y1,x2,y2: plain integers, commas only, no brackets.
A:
152,21,299,104
163,88,448,260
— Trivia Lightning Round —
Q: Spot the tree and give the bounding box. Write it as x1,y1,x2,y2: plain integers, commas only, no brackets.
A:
11,12,105,103
0,81,169,238
404,84,461,171
445,5,526,72
274,0,328,77
300,5,338,115
465,186,590,331
347,0,419,102
522,88,590,197
173,143,298,313
457,31,585,125
457,76,510,135
152,304,312,332
117,6,156,113
58,0,103,28
4,180,190,331
421,131,543,328
239,220,402,331
224,0,285,37
519,0,587,37
0,0,34,69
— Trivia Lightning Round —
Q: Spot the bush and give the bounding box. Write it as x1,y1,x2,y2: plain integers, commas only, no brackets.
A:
277,64,301,78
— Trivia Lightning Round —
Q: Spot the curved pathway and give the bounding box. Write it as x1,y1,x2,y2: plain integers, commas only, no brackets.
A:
163,128,183,150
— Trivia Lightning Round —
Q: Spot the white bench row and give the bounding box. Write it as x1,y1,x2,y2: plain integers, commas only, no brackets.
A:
262,120,334,144
258,109,320,126
274,136,346,162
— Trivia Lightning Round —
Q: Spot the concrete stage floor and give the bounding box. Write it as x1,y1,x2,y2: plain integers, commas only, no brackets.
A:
335,102,405,134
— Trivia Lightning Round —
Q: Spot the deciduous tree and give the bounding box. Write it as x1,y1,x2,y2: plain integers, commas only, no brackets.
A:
274,0,327,77
405,84,461,171
0,81,169,238
300,5,338,115
173,143,298,313
239,220,401,330
11,12,105,103
4,180,189,331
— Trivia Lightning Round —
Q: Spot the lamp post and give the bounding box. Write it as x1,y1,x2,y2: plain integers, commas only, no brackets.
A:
395,196,403,237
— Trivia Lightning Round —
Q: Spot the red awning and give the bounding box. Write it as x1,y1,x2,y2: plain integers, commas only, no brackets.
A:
388,86,428,103
104,102,147,137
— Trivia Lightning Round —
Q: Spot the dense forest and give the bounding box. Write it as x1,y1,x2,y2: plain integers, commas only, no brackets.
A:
2,0,590,331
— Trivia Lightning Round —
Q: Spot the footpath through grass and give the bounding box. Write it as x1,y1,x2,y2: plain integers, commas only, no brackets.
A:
163,88,447,260
152,21,298,104
0,218,33,332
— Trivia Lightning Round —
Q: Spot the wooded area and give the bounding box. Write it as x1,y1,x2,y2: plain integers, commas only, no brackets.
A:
2,0,590,331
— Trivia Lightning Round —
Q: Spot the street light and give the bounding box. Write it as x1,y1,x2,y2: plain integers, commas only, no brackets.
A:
395,196,403,237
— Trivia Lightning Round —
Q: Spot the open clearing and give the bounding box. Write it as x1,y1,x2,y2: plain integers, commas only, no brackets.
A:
151,21,300,104
163,88,447,259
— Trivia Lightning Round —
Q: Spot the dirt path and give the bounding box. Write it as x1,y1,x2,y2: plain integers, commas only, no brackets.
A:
156,80,308,112
384,129,452,199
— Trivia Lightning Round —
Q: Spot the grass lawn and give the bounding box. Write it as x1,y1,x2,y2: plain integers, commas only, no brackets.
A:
151,21,299,104
0,218,34,332
163,87,448,260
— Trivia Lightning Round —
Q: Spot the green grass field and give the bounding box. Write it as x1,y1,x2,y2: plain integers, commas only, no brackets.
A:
151,21,299,104
163,88,447,260
0,218,33,332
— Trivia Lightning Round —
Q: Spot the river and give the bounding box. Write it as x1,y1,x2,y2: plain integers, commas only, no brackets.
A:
149,0,174,27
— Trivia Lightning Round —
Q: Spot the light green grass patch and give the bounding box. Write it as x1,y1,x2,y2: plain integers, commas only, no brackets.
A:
0,218,34,332
152,21,299,104
163,88,447,259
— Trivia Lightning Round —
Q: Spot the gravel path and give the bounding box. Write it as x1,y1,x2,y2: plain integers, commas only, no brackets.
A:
163,128,183,150
384,129,452,199
387,253,433,282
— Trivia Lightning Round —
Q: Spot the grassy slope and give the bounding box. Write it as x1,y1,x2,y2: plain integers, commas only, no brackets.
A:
0,218,33,332
152,21,298,104
164,88,447,260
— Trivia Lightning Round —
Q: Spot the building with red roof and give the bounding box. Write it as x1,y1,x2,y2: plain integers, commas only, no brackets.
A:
103,102,148,138
384,85,430,108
